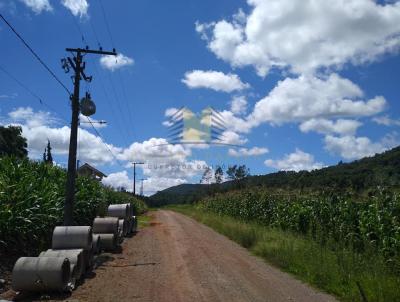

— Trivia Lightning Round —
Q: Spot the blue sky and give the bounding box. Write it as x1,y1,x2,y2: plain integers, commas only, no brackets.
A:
1,0,400,194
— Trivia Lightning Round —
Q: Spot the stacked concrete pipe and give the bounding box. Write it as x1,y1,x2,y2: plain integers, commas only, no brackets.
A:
39,249,84,288
107,203,138,235
52,226,93,270
12,257,71,292
11,203,139,295
92,234,101,255
92,217,119,251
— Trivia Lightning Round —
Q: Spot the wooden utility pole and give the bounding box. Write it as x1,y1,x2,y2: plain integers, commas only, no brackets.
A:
63,47,116,225
132,162,144,195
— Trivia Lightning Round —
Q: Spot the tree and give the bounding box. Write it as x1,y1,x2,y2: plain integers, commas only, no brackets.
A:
200,166,213,184
226,165,250,186
226,165,238,180
43,140,53,165
235,165,250,180
215,166,224,184
0,126,28,158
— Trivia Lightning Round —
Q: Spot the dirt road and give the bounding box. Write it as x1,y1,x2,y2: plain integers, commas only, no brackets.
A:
58,210,336,302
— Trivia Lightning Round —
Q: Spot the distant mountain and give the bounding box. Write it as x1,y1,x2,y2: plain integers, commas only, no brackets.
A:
148,146,400,207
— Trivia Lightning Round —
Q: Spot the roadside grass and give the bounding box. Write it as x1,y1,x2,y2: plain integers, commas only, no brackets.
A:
137,214,152,228
168,205,400,302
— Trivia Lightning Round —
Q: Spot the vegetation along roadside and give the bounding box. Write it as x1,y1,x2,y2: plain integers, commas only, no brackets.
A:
168,200,400,302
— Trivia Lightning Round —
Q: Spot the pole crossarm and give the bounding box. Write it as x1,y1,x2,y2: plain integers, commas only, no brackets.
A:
66,48,117,56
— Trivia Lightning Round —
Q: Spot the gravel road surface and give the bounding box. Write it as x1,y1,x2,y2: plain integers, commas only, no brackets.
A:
66,210,336,302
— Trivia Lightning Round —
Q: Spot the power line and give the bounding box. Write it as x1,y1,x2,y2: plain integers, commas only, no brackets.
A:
106,72,133,143
94,0,137,142
69,13,88,47
0,13,71,96
85,116,125,168
65,10,133,148
0,64,69,122
92,63,131,147
98,0,115,48
116,70,137,141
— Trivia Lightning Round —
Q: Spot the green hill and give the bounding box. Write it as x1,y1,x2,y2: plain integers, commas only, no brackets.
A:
148,145,400,206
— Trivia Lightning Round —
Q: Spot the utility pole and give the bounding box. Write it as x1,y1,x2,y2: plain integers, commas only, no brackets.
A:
132,162,144,195
63,47,116,226
139,178,147,196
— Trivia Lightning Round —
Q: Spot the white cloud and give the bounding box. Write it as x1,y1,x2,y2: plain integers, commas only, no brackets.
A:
324,134,399,160
8,107,58,128
0,93,17,100
61,0,88,17
141,177,186,196
143,159,208,180
217,130,248,145
248,74,386,126
299,118,362,136
102,170,189,196
182,70,250,93
219,110,252,134
165,107,180,118
118,137,190,163
100,53,134,71
228,146,268,157
102,171,132,191
7,107,121,165
197,0,400,76
372,115,400,127
118,137,208,180
265,149,324,172
230,96,247,115
19,0,52,13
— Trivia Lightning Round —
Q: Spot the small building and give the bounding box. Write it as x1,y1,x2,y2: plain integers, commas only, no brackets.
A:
77,163,107,181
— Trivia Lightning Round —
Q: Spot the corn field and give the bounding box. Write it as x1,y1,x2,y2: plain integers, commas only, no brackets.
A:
198,189,400,272
0,157,147,256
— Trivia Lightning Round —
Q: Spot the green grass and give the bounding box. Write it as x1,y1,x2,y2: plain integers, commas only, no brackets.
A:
137,213,151,228
168,205,400,302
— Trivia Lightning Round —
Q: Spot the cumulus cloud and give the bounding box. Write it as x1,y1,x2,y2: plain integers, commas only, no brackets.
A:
7,107,121,165
228,146,268,157
214,74,384,136
8,107,58,128
19,0,52,13
197,0,400,76
248,74,386,126
324,134,399,160
300,118,362,136
118,137,190,162
217,130,248,145
230,96,247,115
61,0,88,17
100,53,134,71
182,70,250,93
265,149,324,172
102,170,188,195
142,177,187,195
372,115,400,127
143,159,208,180
102,171,132,191
118,137,208,179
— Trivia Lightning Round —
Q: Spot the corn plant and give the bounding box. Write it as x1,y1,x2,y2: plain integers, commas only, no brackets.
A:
0,156,147,256
198,188,400,272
